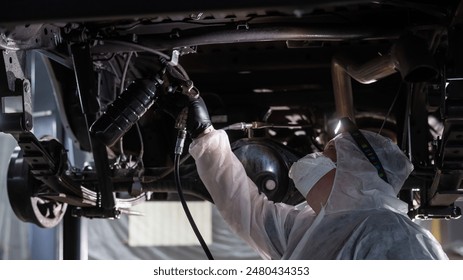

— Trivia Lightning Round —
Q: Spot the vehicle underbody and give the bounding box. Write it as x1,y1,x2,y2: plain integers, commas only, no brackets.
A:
1,0,463,228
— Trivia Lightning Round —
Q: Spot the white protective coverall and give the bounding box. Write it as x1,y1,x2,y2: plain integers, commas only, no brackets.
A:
189,128,448,259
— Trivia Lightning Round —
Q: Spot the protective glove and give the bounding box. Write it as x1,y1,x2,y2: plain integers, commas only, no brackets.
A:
186,96,212,138
158,93,212,139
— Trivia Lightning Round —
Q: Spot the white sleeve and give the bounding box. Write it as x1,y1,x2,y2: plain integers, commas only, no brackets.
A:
189,128,300,259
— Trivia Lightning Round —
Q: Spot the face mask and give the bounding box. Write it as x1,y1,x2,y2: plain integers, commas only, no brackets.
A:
289,152,336,198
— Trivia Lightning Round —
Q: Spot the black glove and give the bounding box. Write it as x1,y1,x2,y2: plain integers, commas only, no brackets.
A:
158,93,212,138
186,96,212,138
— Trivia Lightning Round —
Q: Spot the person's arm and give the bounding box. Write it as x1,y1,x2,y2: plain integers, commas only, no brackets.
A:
189,128,300,259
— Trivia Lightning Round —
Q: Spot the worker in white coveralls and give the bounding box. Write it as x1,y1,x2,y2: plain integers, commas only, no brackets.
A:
175,96,448,260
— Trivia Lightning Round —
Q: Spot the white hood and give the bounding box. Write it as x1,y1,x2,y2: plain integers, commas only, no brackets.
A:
324,130,413,215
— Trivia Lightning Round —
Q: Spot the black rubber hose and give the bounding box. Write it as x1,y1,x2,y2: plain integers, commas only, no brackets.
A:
174,153,214,260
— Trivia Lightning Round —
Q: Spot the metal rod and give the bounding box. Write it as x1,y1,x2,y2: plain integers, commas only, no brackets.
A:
93,24,400,52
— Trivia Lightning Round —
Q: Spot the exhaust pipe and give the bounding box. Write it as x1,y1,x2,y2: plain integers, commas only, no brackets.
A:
332,33,438,121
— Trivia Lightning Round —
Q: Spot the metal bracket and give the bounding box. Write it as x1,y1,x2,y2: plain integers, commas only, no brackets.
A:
0,50,33,132
1,24,61,51
70,42,116,210
412,205,462,220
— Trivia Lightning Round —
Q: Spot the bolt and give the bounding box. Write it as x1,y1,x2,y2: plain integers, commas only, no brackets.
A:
113,209,121,219
25,120,31,130
189,12,203,20
23,81,30,93
264,179,277,191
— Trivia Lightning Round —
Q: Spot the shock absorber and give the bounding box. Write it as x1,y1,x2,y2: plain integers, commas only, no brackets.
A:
90,75,164,147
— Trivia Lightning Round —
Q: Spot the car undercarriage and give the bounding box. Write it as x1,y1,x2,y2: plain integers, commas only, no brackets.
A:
1,0,463,231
